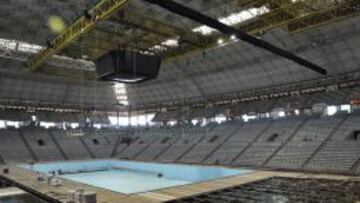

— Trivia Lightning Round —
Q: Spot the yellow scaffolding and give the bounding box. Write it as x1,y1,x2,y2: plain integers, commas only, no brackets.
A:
56,9,210,61
27,0,130,71
288,0,360,32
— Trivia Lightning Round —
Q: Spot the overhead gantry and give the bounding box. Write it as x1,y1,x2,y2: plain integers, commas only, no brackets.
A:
27,0,359,75
27,0,130,71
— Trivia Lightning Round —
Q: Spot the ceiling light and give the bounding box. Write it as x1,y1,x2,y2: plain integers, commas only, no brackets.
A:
112,77,146,83
217,38,224,45
192,6,270,35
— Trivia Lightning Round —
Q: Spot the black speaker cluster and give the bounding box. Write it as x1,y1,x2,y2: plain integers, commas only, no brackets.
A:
96,50,162,83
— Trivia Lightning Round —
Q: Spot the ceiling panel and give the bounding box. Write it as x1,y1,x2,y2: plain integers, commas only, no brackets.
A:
126,16,360,106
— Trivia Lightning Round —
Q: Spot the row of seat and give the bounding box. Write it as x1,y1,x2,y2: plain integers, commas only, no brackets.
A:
0,127,119,162
0,110,110,124
117,113,360,174
153,86,360,122
0,112,359,175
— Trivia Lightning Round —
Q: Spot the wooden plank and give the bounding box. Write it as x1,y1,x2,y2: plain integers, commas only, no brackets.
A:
0,187,26,198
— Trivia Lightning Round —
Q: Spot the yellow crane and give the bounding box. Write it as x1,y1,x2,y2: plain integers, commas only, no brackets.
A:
27,0,130,71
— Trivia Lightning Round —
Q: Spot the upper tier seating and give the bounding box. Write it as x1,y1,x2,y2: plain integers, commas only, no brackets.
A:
304,90,350,107
240,100,275,114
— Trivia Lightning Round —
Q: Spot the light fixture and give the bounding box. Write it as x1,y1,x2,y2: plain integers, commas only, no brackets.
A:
217,38,224,45
111,77,146,83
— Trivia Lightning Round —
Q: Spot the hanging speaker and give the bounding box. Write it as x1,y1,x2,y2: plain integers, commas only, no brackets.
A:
96,50,162,83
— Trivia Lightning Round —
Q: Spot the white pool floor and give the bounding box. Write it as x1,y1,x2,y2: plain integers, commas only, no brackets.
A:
61,169,190,194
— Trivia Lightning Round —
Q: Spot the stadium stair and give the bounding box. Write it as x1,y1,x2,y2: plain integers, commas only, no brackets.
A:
174,143,198,162
48,131,68,160
176,125,223,163
79,137,96,159
110,134,122,158
350,156,360,172
132,137,158,160
202,123,244,164
230,120,273,166
0,155,4,164
301,116,348,169
262,117,309,166
153,144,173,161
18,130,38,162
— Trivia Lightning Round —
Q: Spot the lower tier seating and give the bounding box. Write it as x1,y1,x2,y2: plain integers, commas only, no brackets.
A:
204,143,249,165
266,141,321,169
179,143,220,164
0,112,360,175
233,142,282,166
51,129,91,160
157,144,195,162
305,141,360,172
0,129,33,162
136,144,171,161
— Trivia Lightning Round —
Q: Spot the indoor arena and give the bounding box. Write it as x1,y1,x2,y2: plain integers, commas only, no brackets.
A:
0,0,359,202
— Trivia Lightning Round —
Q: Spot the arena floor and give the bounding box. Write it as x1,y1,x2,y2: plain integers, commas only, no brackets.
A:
1,161,359,203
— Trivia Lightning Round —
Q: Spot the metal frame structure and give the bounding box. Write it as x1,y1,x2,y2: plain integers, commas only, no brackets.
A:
27,0,130,71
160,0,360,60
26,0,359,74
61,10,212,60
145,0,327,75
19,0,360,112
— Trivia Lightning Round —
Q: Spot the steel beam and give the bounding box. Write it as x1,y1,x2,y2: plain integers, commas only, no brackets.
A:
145,0,327,75
0,43,94,71
27,0,130,71
155,0,358,64
288,0,360,33
118,11,208,46
56,9,208,61
160,1,303,60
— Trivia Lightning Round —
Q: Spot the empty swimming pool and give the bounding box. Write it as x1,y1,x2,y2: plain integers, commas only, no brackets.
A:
23,160,251,194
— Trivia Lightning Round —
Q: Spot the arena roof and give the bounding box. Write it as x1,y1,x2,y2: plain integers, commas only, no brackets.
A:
0,0,359,110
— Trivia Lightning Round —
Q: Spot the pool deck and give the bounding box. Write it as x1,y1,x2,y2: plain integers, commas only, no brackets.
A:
0,164,359,203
